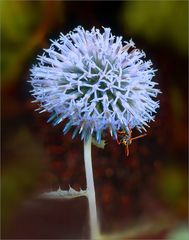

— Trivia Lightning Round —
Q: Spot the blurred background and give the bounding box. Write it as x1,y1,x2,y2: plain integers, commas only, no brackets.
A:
1,1,188,239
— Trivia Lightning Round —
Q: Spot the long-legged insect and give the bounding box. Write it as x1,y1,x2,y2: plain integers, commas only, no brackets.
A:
116,126,147,157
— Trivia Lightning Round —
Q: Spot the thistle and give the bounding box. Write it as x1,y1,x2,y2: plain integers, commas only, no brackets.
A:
30,26,160,239
30,26,160,143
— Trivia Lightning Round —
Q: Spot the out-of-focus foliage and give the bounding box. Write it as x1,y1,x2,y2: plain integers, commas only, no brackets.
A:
122,1,188,55
1,1,63,85
1,1,40,82
156,165,187,217
1,1,40,42
167,225,189,240
1,127,47,233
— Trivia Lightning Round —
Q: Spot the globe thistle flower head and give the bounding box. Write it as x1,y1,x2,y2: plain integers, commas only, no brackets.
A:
30,26,160,143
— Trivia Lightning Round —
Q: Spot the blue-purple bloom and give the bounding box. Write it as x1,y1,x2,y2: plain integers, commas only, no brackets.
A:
30,26,160,143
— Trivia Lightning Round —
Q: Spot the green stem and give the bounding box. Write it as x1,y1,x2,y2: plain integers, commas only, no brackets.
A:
84,136,100,239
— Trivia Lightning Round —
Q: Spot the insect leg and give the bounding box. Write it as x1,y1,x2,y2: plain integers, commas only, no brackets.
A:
125,143,129,157
131,133,147,141
117,130,126,134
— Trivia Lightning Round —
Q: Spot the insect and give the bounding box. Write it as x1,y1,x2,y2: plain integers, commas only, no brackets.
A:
117,126,147,157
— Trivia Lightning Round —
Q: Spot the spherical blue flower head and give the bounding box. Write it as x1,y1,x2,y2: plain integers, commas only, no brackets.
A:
30,26,160,143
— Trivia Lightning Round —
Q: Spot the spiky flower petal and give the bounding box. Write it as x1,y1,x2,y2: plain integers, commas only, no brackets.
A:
30,26,160,143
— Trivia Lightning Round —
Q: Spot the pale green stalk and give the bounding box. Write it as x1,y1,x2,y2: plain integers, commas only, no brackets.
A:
84,136,100,239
